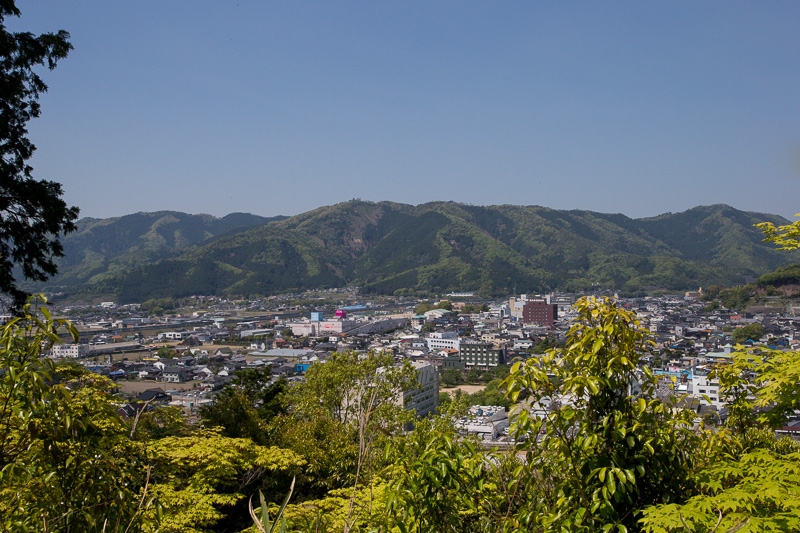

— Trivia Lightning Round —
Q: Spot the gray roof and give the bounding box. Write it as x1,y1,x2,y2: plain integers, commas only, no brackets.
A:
262,348,315,358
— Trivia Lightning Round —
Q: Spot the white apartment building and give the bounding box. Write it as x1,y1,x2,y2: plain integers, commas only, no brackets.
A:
51,344,90,359
425,331,461,352
691,374,722,407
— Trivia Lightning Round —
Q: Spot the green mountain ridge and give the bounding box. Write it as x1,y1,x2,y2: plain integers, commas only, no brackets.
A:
28,201,800,301
23,211,284,293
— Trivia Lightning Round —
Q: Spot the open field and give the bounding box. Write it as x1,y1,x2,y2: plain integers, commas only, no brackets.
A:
441,384,486,396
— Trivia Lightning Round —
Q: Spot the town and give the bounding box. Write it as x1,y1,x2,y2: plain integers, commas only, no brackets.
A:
47,287,800,445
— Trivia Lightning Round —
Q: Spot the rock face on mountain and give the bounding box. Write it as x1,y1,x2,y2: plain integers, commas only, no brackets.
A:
28,202,800,301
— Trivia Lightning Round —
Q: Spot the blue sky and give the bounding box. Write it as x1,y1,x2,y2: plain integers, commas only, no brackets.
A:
10,1,800,220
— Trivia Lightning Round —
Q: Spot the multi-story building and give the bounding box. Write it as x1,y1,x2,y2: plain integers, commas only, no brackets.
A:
522,299,558,328
402,361,440,419
691,374,722,407
460,341,505,368
426,331,461,352
289,317,358,336
51,344,90,359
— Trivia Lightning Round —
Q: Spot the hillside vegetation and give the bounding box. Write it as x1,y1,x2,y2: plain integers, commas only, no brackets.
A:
21,211,281,294
701,262,800,309
27,201,800,302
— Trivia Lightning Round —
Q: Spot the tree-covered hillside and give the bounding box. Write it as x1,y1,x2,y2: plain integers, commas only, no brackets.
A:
29,201,800,302
22,211,282,294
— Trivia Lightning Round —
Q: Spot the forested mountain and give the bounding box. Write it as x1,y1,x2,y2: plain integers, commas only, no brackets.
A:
29,202,800,302
22,211,282,293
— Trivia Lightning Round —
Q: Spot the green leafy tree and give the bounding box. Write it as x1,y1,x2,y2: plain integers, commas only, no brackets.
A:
269,411,360,498
278,478,392,532
641,219,800,531
465,367,482,384
504,296,700,532
732,323,765,343
0,2,79,309
270,351,418,497
756,214,800,251
284,351,416,430
438,390,452,407
531,336,562,354
384,401,514,532
468,379,512,409
156,346,178,358
712,346,800,435
484,363,510,382
133,405,193,440
0,296,154,532
199,367,285,445
440,368,464,387
641,448,800,533
141,297,177,316
462,303,478,314
144,427,305,533
415,301,434,315
387,427,500,532
436,299,453,311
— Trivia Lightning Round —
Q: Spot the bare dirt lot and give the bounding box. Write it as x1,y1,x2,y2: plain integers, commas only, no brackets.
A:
440,384,486,396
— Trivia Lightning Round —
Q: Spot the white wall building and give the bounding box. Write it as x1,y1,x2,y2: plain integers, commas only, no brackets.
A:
289,318,358,337
691,374,722,407
51,344,90,359
425,331,461,352
158,331,186,340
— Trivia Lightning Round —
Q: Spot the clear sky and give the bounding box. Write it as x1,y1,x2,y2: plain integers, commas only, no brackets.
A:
9,1,800,220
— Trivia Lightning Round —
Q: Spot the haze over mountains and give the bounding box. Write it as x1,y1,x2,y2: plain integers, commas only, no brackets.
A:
27,201,800,302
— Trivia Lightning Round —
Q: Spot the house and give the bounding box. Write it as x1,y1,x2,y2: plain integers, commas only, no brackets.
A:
273,364,296,377
178,337,202,348
137,366,160,379
441,354,465,370
162,366,191,383
137,389,172,405
201,374,231,391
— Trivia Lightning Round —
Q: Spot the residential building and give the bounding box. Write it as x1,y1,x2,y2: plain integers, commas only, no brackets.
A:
162,366,190,383
691,374,722,407
460,341,506,368
51,344,90,359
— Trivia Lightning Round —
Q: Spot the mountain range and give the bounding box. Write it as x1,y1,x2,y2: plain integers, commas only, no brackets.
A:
26,201,800,302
